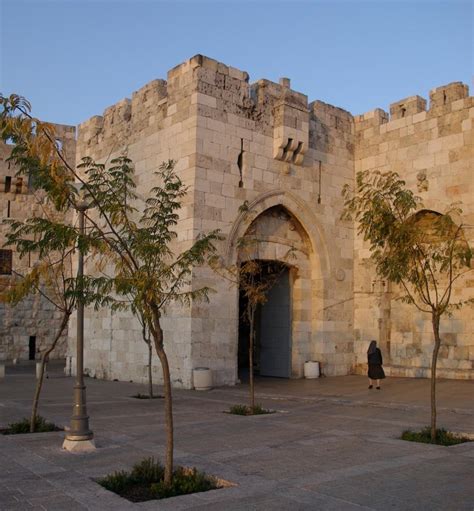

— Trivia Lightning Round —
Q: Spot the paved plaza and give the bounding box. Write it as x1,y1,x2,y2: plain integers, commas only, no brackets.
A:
0,363,473,510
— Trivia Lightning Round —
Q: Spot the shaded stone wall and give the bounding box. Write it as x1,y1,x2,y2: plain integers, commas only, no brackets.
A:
0,124,76,361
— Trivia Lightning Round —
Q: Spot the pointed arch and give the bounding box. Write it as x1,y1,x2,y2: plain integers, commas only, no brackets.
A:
225,189,330,280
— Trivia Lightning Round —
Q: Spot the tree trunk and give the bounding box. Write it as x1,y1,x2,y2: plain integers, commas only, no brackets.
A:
142,323,153,399
30,312,70,433
152,323,173,487
248,306,255,410
148,340,153,399
430,311,441,442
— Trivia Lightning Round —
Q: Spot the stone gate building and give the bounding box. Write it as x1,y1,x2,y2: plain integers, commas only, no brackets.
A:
2,55,473,386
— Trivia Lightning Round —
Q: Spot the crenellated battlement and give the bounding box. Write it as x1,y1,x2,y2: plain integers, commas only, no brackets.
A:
390,95,427,120
77,55,251,154
429,82,469,110
355,81,471,129
75,55,471,184
76,54,317,158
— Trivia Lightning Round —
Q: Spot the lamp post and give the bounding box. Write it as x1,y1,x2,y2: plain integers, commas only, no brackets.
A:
63,191,95,452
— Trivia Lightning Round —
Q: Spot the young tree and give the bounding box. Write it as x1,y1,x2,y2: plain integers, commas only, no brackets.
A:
1,95,110,433
1,94,220,486
82,158,220,486
342,170,473,441
239,258,287,410
216,235,292,412
1,239,107,432
1,247,74,432
136,308,154,398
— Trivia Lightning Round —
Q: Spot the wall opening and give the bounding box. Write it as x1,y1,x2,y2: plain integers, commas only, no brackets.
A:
0,249,13,275
29,336,36,361
238,260,291,380
5,176,12,193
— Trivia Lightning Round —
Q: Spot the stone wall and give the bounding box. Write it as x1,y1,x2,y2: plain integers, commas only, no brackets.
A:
70,55,472,386
74,55,355,387
187,56,355,383
353,82,474,379
0,123,76,361
72,59,202,387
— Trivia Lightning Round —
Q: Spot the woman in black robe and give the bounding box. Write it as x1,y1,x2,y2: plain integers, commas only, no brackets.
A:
367,340,385,389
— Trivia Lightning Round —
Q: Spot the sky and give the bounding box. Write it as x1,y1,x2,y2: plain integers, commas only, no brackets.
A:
0,0,472,127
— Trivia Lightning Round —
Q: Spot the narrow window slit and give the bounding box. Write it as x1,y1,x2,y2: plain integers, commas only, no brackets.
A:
237,138,244,188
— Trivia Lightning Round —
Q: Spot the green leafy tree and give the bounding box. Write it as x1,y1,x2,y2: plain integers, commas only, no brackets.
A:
1,248,73,432
79,158,220,486
1,94,220,486
342,170,473,441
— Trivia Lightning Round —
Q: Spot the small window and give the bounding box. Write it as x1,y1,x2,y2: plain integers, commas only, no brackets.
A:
5,176,12,193
0,249,13,275
29,336,37,361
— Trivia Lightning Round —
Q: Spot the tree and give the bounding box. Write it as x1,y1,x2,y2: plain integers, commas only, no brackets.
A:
215,234,292,412
0,97,108,432
2,230,107,432
239,258,287,410
81,157,220,485
1,94,220,486
342,170,473,441
136,308,154,398
1,246,74,432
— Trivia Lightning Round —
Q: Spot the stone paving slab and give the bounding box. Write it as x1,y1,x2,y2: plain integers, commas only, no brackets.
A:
0,372,473,510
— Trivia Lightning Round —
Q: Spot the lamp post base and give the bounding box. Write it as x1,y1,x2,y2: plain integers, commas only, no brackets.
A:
62,437,96,453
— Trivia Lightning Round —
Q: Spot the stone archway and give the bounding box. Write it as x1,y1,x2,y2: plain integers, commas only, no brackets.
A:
228,193,328,378
225,190,330,276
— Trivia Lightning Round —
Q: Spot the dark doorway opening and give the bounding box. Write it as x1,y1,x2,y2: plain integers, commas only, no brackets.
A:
29,336,36,360
238,261,291,381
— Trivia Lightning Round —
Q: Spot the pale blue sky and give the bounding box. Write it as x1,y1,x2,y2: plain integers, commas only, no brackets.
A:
1,0,472,126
